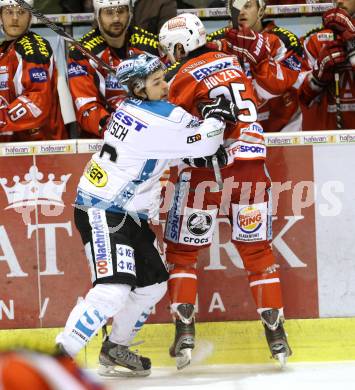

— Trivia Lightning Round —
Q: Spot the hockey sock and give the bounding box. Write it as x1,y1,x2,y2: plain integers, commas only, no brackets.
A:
110,282,167,345
56,283,131,356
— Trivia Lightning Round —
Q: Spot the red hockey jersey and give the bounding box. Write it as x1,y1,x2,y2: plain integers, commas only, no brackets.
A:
208,21,304,132
166,48,259,143
0,31,66,142
300,28,355,130
68,27,159,137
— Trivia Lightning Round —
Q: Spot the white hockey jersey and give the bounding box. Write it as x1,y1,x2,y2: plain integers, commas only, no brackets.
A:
76,98,225,219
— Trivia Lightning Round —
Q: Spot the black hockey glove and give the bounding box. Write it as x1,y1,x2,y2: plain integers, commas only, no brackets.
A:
199,96,239,123
98,114,110,137
183,144,228,169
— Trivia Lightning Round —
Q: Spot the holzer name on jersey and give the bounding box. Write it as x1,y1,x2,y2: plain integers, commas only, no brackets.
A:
203,68,241,90
108,109,148,141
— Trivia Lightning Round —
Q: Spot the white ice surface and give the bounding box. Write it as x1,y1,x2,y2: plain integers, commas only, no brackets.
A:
99,362,355,390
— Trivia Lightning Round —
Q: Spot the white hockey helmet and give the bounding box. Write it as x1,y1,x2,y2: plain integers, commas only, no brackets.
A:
159,13,207,61
0,0,34,7
93,0,133,15
0,0,34,36
93,0,133,36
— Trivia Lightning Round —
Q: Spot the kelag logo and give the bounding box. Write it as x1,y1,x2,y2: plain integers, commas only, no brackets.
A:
284,55,301,71
68,62,87,78
0,81,8,90
29,68,47,83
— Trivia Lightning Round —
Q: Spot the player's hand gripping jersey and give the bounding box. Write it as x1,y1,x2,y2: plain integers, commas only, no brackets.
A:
0,31,65,142
76,97,225,219
167,49,265,152
208,22,304,132
68,27,160,137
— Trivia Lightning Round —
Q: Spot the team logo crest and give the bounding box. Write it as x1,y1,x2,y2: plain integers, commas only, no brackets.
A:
187,212,212,236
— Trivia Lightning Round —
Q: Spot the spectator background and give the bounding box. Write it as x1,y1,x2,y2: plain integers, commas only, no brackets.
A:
268,1,330,4
177,0,225,7
132,0,177,35
33,0,62,13
33,0,94,13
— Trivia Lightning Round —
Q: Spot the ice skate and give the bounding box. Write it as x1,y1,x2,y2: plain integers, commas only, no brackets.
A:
169,303,195,370
55,343,71,358
98,339,151,377
261,309,292,367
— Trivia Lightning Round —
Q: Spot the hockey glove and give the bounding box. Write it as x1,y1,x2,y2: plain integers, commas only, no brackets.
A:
322,8,355,41
183,144,228,169
224,26,269,65
312,39,347,86
199,96,239,123
0,108,6,127
98,114,110,137
206,40,229,53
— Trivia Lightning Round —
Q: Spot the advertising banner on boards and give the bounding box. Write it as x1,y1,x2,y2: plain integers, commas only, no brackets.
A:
0,136,354,329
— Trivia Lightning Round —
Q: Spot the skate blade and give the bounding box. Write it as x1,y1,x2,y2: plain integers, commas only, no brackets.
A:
274,352,288,368
176,348,192,370
98,364,151,377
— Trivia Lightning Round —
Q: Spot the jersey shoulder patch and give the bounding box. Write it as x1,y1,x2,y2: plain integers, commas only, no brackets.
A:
129,26,159,55
69,28,107,60
271,25,303,57
15,31,52,64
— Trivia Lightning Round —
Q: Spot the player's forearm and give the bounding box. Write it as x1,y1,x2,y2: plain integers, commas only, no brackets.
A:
183,117,225,158
252,59,300,96
76,103,109,136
